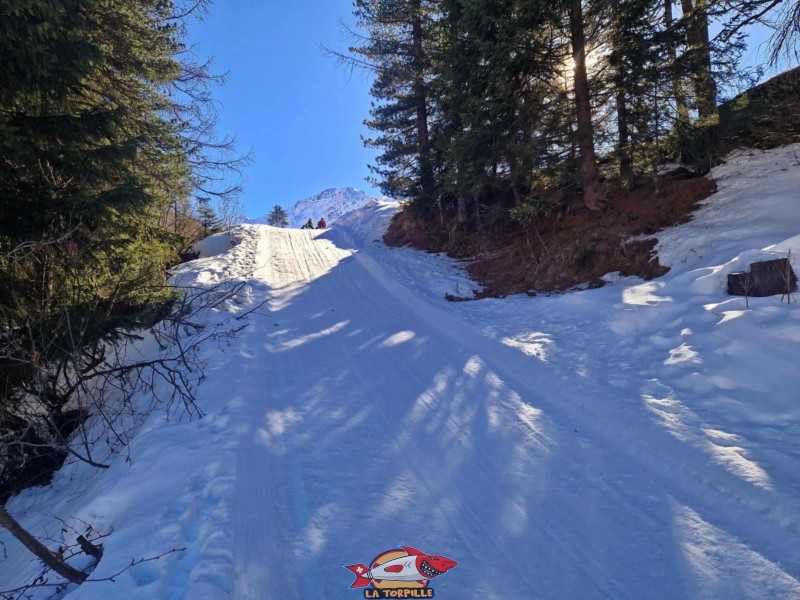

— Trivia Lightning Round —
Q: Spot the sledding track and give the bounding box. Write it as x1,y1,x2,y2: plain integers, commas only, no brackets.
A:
2,149,800,600
224,224,799,599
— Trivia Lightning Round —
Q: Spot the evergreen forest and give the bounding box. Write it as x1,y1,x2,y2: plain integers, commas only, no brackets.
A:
347,0,800,247
0,0,245,503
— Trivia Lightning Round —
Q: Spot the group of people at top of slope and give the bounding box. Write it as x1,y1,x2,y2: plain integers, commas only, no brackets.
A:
302,218,326,230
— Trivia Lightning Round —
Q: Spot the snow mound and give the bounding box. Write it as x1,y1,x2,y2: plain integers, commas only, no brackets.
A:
191,232,233,259
654,145,800,272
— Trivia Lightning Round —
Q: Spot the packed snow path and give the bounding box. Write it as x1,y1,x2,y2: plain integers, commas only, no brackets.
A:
208,222,798,599
5,149,800,600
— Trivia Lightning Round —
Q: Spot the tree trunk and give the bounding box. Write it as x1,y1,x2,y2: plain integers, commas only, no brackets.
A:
616,89,634,189
665,0,690,138
569,0,603,211
457,194,468,223
0,505,87,583
680,0,717,119
694,0,717,120
680,0,718,170
411,0,434,203
510,155,525,207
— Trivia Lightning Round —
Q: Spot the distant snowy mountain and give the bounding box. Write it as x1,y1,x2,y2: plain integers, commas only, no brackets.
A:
249,187,390,229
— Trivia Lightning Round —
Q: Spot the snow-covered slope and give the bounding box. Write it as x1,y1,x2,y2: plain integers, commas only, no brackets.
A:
249,187,390,229
1,146,800,599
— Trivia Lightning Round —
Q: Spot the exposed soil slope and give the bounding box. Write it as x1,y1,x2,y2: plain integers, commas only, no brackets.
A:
385,68,800,297
385,175,717,296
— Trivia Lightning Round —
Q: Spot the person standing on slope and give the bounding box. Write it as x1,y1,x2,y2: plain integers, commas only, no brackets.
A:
302,218,314,230
317,218,327,229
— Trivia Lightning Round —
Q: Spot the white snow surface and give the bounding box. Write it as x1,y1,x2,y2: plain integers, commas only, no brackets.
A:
2,146,800,599
248,187,391,229
192,231,233,258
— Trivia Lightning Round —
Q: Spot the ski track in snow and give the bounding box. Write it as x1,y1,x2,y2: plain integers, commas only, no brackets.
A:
1,147,799,599
213,226,799,596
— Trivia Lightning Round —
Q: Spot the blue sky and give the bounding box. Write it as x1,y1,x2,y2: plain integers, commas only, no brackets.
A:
189,1,379,218
190,3,788,219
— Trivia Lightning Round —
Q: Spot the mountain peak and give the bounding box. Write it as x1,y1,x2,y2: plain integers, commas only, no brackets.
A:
250,187,387,228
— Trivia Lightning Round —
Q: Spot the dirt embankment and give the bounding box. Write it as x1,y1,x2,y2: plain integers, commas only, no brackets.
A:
385,68,800,298
384,175,717,297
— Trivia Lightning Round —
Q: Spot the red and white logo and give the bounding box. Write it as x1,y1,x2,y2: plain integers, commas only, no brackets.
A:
345,546,458,598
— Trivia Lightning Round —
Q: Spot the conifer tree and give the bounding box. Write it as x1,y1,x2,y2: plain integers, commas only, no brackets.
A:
349,0,782,228
267,205,289,228
434,0,564,220
0,0,194,414
0,0,245,576
197,197,223,235
351,0,440,204
604,0,675,185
